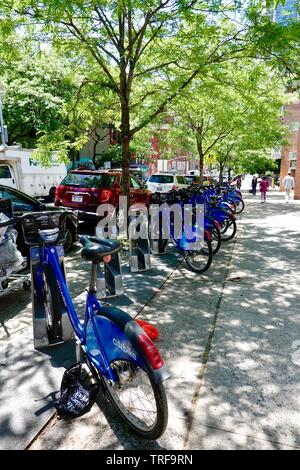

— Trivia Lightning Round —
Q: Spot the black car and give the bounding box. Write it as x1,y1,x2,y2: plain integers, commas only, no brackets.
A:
0,185,78,257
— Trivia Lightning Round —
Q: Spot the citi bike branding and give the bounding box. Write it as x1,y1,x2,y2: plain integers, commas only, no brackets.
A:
113,337,137,360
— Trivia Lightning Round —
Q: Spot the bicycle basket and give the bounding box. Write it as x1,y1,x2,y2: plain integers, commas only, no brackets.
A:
21,211,66,245
54,363,99,419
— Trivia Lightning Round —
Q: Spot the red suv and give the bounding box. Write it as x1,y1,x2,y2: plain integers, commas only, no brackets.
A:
54,170,151,212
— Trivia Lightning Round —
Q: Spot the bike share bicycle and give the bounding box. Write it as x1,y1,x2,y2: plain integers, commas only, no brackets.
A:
14,210,170,439
150,191,213,274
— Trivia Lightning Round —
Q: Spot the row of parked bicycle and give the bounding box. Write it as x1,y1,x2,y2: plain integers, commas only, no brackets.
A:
0,182,244,440
149,183,244,274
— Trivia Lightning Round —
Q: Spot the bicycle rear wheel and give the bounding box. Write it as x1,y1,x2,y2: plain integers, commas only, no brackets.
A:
100,360,168,440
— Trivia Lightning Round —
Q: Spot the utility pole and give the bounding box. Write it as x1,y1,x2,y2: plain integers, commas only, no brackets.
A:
0,90,8,146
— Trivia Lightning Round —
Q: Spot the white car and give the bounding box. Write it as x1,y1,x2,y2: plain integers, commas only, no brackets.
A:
146,173,188,193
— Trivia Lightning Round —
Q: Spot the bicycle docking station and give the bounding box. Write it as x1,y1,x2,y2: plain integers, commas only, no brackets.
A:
149,202,169,255
96,251,124,299
128,212,151,272
150,238,169,255
30,245,73,350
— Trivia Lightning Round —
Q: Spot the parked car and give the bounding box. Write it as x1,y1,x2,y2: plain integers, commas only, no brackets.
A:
146,173,188,193
0,185,78,257
54,169,151,213
184,175,214,186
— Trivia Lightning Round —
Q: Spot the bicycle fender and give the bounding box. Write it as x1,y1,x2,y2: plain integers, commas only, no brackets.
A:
95,306,170,384
124,320,171,385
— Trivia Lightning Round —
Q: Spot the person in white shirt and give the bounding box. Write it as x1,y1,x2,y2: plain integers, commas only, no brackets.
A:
282,171,295,203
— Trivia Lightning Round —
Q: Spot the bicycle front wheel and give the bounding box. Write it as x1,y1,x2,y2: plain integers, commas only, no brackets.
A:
220,218,237,241
235,198,245,214
184,240,213,273
101,360,168,440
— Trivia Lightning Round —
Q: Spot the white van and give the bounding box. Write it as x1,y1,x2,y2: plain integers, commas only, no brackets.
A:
146,173,188,193
0,145,67,199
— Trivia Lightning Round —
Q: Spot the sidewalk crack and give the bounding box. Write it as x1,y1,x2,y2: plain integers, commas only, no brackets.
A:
183,235,239,449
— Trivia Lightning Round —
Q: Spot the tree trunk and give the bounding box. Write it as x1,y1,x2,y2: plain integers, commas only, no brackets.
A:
121,102,131,202
219,161,224,183
196,138,204,185
228,167,232,182
70,147,76,169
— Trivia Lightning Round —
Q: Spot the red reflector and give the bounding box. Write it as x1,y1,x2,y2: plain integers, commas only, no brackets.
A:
100,189,113,203
138,334,164,370
214,220,221,230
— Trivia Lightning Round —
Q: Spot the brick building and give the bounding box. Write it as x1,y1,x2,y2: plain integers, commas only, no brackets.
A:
279,99,300,199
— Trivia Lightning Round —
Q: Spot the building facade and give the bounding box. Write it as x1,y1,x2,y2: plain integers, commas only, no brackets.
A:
279,99,300,199
272,0,300,197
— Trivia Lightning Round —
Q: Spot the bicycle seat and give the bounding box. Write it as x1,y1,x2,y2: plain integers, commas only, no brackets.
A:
80,235,120,262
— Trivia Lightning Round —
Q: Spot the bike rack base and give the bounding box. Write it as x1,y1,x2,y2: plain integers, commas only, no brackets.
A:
129,238,151,272
96,252,124,298
150,238,169,255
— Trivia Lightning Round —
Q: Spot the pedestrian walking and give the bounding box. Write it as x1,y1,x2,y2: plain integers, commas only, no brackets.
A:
236,176,242,190
251,175,258,196
282,171,295,203
259,176,269,203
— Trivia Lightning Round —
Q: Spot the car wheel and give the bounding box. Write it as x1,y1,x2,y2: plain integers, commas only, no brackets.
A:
63,225,75,252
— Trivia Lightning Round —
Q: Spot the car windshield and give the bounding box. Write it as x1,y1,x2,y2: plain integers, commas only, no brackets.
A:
61,172,115,188
148,175,174,184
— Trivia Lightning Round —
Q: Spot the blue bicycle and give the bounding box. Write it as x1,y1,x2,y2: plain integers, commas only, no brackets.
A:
20,211,170,440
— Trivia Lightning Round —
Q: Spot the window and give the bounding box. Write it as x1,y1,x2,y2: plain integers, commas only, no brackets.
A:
289,151,297,161
61,172,115,188
0,189,38,212
148,175,174,184
0,166,12,179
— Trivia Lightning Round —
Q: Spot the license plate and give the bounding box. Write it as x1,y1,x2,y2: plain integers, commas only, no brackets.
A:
157,186,163,192
72,195,83,202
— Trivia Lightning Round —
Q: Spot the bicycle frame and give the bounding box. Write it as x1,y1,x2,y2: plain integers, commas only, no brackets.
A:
33,243,166,384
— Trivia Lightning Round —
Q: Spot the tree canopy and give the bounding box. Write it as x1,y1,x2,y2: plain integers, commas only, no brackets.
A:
0,1,299,188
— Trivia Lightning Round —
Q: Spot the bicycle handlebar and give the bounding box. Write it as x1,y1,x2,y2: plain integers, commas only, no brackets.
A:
0,218,15,228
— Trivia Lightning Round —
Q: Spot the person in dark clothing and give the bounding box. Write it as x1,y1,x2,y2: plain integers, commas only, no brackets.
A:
236,176,242,190
251,175,258,196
